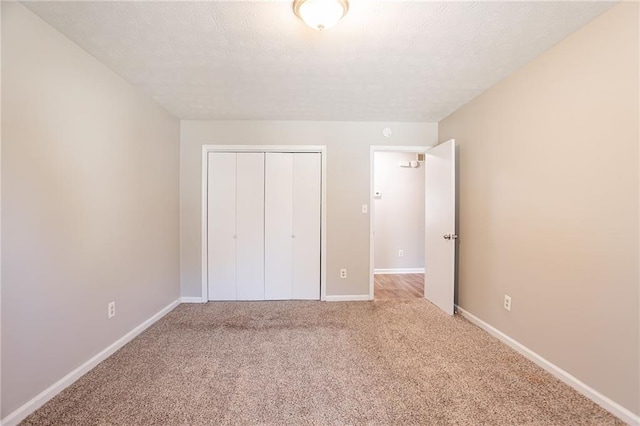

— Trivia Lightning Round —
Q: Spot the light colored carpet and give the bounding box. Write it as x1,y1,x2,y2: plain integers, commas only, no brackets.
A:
23,300,623,425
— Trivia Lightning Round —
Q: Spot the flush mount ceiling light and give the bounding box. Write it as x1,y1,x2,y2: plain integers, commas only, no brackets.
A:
293,0,349,31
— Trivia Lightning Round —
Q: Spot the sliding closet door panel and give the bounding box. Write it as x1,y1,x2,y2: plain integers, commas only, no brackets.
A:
292,153,321,300
207,152,237,301
236,153,265,300
265,153,293,300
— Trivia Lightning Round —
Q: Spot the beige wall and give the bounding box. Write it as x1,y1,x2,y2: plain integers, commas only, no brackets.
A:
1,3,180,417
439,2,639,416
180,121,438,298
374,152,425,270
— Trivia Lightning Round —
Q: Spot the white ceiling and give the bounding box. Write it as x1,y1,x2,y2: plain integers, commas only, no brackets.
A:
24,1,615,122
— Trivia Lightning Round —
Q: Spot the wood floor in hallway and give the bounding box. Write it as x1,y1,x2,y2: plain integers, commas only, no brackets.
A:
374,273,424,299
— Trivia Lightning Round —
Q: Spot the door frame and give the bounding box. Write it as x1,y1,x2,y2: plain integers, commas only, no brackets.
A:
201,145,328,302
369,145,433,300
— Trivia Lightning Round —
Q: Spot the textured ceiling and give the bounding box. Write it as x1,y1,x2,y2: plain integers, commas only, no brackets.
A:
24,1,615,122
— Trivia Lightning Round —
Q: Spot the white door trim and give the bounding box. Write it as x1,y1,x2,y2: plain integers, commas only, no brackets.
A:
369,145,433,300
201,145,327,302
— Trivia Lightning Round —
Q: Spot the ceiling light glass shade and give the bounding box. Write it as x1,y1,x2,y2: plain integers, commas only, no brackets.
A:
294,0,349,31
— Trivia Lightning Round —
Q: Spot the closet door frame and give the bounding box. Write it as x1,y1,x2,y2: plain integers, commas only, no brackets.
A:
201,145,327,302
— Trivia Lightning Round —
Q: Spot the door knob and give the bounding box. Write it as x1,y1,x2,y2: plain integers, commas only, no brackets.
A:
443,234,458,240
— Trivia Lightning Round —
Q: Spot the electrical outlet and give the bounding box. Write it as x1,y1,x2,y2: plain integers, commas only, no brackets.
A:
398,249,404,257
504,295,511,312
340,269,347,279
108,302,116,319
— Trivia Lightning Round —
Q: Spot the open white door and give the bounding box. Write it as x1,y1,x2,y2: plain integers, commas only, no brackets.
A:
425,139,457,315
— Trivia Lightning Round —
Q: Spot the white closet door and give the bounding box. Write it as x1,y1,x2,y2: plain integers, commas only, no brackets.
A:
236,153,265,300
292,153,321,300
265,153,294,300
208,152,237,301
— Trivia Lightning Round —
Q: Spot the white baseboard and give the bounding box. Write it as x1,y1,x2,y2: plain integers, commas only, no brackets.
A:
456,306,640,426
1,299,180,426
374,268,425,275
325,294,371,302
180,296,206,303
